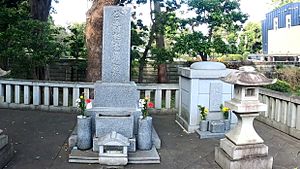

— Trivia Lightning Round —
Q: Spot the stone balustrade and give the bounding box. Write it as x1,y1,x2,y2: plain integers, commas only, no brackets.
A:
258,87,300,139
0,79,179,112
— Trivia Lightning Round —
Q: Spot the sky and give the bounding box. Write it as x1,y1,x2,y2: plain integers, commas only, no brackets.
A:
51,0,273,27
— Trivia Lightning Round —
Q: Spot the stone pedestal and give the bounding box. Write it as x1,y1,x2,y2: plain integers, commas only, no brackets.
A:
93,82,138,109
176,61,235,133
215,112,273,169
95,113,134,138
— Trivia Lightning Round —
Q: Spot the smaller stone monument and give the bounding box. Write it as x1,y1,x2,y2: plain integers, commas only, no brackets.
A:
176,61,236,138
215,66,275,169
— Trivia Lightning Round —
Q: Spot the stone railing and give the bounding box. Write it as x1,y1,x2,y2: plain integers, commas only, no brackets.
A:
0,79,179,112
258,88,300,139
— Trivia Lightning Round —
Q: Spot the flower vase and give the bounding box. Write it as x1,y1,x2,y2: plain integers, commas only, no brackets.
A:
77,115,92,150
137,116,153,150
224,119,230,131
200,120,208,132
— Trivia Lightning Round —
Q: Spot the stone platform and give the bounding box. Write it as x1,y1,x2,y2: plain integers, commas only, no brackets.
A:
68,125,161,165
195,129,226,139
69,146,160,164
0,131,13,169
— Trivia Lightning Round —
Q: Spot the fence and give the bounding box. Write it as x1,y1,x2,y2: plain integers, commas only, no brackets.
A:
0,79,179,112
1,78,300,139
258,88,300,139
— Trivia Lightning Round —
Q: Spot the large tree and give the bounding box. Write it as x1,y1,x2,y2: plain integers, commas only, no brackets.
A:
238,22,262,54
184,0,248,60
85,0,119,82
29,0,52,21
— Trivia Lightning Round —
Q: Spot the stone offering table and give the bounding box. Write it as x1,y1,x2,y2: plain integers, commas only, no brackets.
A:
215,66,275,169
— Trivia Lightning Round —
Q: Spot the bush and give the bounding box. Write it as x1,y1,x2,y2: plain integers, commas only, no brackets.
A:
277,67,300,90
265,80,292,93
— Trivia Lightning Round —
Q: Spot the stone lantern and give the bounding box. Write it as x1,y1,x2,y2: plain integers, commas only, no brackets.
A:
215,66,276,169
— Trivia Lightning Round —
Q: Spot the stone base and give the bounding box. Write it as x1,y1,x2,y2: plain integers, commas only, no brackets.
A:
220,138,268,160
0,143,14,169
0,135,8,150
152,127,161,149
69,146,160,164
175,114,199,133
94,82,139,109
95,114,134,138
99,156,128,166
196,129,225,139
215,147,273,169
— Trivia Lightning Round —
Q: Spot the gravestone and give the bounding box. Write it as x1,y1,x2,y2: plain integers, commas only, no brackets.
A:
176,62,236,134
69,6,160,165
93,6,138,109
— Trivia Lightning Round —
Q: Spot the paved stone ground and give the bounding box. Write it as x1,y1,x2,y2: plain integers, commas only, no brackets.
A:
0,108,300,169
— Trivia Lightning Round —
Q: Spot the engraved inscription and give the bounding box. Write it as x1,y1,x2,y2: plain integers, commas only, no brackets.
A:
110,9,125,80
209,83,223,111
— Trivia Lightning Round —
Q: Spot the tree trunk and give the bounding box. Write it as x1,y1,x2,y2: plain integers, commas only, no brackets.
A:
154,1,167,83
138,25,155,83
29,0,52,21
85,0,118,82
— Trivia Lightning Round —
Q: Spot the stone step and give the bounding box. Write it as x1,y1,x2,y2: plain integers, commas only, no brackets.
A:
0,135,8,150
69,146,160,164
195,129,226,139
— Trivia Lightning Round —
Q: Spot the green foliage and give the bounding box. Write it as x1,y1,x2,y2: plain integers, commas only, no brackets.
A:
265,80,292,93
218,54,246,61
67,23,87,59
238,22,262,54
188,0,248,34
277,67,300,91
173,32,210,57
175,0,248,59
0,1,63,79
151,47,176,66
271,0,300,8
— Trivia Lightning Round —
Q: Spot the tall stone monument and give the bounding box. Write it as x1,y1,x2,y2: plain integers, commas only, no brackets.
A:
93,6,138,110
69,6,160,165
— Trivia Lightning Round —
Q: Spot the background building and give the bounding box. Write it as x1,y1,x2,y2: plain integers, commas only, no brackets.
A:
262,2,300,61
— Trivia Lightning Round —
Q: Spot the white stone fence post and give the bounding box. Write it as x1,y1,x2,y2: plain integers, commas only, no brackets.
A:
258,87,300,139
0,79,179,112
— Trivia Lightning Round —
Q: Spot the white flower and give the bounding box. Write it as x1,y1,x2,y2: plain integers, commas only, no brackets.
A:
138,99,145,109
86,102,92,109
76,99,81,103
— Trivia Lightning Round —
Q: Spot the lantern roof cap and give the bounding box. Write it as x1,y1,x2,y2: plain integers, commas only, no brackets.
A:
221,66,276,86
